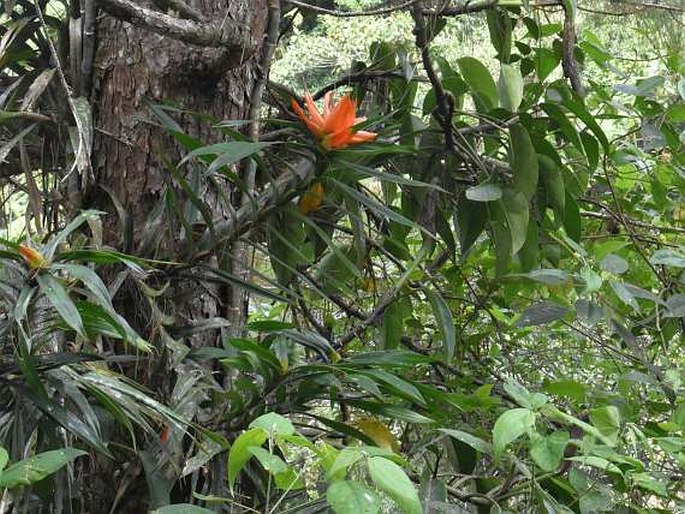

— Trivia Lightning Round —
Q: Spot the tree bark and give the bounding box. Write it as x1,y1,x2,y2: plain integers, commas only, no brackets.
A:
81,1,268,510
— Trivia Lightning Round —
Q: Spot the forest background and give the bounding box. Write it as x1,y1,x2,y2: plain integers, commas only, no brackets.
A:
1,0,685,512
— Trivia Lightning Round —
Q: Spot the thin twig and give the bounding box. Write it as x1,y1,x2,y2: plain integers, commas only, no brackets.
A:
287,0,417,18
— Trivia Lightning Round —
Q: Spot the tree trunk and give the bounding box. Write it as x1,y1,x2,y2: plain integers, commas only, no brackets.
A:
80,1,268,510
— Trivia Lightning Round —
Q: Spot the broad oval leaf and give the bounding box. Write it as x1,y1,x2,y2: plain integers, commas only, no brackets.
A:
589,406,621,446
367,457,422,514
530,431,569,472
510,124,539,201
440,428,492,454
466,183,502,202
501,189,529,255
650,249,685,268
327,480,381,514
249,412,296,436
499,63,523,111
493,408,536,458
515,300,569,328
457,57,498,109
227,428,267,491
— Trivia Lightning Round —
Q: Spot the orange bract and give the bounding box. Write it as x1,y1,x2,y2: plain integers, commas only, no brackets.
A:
299,182,325,215
18,243,47,270
291,92,377,150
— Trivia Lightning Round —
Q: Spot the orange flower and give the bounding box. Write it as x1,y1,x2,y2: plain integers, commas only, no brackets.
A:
18,243,47,270
299,182,325,215
291,92,377,150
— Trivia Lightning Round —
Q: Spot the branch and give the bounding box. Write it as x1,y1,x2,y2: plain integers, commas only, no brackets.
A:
412,1,456,151
193,152,317,259
623,1,685,13
165,0,204,21
561,5,584,96
312,70,409,101
96,0,251,51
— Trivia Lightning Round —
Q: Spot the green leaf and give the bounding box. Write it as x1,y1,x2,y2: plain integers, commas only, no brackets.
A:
503,381,548,410
542,380,587,402
179,141,272,173
278,329,335,360
563,192,581,242
534,48,561,81
517,268,570,285
563,98,609,151
499,63,523,110
227,427,267,491
466,183,502,202
589,406,621,446
43,210,104,261
650,249,685,268
541,104,583,153
248,446,288,474
151,505,215,514
600,254,629,275
530,431,569,472
538,155,565,220
0,447,7,472
346,401,433,424
501,189,529,255
333,179,418,230
630,472,668,497
458,57,498,109
249,412,296,437
580,132,600,170
493,408,536,458
327,480,381,514
381,298,409,350
367,457,422,514
489,202,513,276
440,429,492,454
424,287,456,362
0,448,87,488
510,124,539,201
519,221,539,272
328,448,363,480
566,455,621,474
516,300,569,327
457,196,488,255
487,9,512,62
356,369,425,406
37,274,86,339
52,263,150,351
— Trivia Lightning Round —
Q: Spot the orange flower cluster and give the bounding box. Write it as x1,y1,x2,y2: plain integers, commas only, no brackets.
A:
291,92,377,150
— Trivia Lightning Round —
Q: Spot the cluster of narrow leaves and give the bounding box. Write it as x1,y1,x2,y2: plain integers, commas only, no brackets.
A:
0,212,189,510
1,1,685,513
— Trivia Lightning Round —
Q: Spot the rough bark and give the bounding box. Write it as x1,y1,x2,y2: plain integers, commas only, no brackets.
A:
81,1,267,510
89,0,267,337
91,0,266,242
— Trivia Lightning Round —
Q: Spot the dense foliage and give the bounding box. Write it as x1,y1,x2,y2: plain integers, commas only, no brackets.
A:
1,0,685,512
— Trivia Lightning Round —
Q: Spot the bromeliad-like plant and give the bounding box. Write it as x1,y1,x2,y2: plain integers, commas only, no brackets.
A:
0,211,189,512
